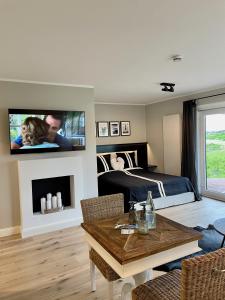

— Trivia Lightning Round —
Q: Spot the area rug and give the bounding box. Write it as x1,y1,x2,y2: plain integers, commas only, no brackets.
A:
154,224,224,272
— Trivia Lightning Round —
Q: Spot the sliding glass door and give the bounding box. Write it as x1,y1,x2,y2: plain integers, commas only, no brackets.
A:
199,108,225,200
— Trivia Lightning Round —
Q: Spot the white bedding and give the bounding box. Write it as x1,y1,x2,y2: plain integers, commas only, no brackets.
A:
135,192,195,210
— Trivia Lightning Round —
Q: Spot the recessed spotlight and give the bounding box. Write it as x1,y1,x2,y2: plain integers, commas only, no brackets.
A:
160,82,175,92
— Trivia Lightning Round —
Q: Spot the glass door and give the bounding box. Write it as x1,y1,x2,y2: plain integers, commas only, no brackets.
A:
199,108,225,200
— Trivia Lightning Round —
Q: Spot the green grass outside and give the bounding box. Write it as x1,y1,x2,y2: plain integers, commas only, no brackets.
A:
206,131,225,140
206,143,225,178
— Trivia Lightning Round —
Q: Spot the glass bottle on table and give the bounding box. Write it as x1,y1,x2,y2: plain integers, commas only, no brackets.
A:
137,203,149,234
128,201,137,225
146,191,156,229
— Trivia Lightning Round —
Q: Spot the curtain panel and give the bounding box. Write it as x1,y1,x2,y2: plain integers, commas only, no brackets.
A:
181,100,201,200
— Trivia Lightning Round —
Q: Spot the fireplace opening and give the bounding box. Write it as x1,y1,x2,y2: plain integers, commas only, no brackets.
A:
32,176,72,213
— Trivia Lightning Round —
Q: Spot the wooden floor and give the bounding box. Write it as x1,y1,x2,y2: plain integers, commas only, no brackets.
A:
1,198,225,300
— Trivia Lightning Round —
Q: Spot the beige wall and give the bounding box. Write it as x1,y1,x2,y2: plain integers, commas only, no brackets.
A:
146,87,225,172
146,98,183,172
0,81,97,230
95,104,147,145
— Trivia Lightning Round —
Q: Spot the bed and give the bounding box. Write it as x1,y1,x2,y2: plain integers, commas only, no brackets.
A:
97,142,196,212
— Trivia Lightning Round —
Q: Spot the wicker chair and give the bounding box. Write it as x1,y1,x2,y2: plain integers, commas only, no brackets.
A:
132,247,225,300
81,193,124,300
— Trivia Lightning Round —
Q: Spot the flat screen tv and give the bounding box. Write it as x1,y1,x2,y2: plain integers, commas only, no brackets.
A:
9,109,85,154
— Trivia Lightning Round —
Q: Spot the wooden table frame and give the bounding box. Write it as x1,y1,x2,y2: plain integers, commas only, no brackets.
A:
85,232,200,279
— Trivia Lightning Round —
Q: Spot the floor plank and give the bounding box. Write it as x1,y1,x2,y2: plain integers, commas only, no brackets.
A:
0,198,225,300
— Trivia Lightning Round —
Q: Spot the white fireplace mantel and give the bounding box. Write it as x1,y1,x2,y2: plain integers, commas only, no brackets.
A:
18,156,84,238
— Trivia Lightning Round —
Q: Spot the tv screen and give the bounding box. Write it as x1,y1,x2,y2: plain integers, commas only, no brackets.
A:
9,109,85,154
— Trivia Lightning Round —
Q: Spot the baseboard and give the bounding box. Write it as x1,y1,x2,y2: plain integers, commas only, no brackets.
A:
21,217,82,238
0,226,21,237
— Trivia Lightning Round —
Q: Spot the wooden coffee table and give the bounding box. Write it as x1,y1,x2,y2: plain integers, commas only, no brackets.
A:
214,218,225,248
82,213,201,299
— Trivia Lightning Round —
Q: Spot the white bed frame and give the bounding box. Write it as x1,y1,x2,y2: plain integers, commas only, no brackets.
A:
135,192,195,210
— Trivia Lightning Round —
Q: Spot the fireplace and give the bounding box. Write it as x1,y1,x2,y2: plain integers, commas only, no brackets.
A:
32,176,72,213
18,156,83,238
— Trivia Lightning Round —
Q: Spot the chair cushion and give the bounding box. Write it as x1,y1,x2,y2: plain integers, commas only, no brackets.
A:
132,269,181,300
154,250,206,272
89,248,120,281
154,224,223,272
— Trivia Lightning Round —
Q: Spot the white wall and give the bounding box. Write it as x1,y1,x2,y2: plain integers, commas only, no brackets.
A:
146,98,183,172
95,104,147,145
163,114,181,175
146,87,225,173
0,81,97,230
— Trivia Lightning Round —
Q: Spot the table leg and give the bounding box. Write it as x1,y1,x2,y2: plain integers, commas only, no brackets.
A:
120,269,153,300
120,282,135,300
133,269,153,286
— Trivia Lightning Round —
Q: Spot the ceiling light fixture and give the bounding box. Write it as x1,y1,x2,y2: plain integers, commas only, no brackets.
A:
171,54,183,62
160,82,175,92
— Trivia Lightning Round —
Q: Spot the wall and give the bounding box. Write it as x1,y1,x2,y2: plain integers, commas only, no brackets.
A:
146,87,225,172
95,104,147,145
146,98,183,172
0,81,97,230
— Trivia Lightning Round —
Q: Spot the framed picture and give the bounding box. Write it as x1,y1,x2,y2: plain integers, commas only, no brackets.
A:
121,121,131,136
97,121,109,137
109,121,120,136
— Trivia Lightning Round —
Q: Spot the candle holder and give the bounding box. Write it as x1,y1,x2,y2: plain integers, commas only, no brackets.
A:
39,191,64,214
42,206,64,214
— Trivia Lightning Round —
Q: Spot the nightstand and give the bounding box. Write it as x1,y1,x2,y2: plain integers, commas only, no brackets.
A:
146,165,157,172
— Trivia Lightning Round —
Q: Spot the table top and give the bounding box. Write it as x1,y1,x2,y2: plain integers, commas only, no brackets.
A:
81,214,202,265
214,218,225,235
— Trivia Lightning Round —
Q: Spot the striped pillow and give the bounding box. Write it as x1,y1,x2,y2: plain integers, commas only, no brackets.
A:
97,154,113,173
116,152,137,169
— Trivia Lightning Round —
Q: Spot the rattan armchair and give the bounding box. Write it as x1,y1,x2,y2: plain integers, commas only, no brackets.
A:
132,247,225,300
81,193,124,300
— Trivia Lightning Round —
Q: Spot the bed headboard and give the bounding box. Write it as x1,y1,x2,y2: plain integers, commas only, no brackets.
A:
96,142,148,168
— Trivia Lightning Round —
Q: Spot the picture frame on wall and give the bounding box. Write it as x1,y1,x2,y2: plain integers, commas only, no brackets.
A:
109,121,120,136
97,121,109,137
121,121,131,136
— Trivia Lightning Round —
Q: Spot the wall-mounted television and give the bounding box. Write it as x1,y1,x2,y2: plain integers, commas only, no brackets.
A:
9,109,85,154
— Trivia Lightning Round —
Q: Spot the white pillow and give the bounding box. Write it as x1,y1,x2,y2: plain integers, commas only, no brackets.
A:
110,153,125,170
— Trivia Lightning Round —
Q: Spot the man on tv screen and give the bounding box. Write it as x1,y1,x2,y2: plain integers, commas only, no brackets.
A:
11,114,72,150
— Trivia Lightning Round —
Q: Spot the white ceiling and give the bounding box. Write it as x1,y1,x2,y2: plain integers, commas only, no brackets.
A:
1,0,225,104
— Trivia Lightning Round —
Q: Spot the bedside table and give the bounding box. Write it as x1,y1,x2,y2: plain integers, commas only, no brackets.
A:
145,165,157,172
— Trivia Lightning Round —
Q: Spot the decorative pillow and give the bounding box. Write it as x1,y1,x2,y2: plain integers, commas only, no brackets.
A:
110,153,125,170
116,152,137,169
97,154,113,173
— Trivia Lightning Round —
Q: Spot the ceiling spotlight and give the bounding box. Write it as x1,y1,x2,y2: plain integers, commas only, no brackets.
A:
171,55,183,62
160,82,175,92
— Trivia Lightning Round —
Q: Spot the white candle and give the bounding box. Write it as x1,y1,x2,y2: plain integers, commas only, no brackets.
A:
40,197,46,214
47,198,52,210
57,192,62,208
52,196,57,209
47,193,52,201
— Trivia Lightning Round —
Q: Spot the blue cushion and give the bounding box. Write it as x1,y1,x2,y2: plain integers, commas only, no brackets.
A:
154,224,224,272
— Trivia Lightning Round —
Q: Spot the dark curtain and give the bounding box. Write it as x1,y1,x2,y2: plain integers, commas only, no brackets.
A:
181,100,201,200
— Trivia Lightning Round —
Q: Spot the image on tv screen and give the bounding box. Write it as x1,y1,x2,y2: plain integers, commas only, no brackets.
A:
9,109,85,154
